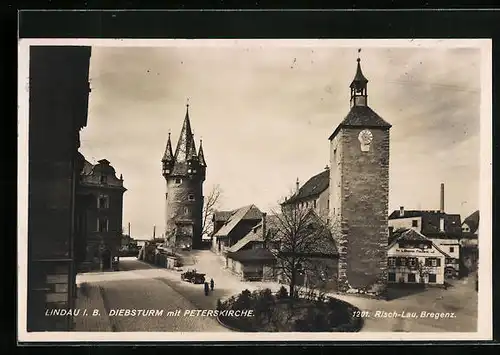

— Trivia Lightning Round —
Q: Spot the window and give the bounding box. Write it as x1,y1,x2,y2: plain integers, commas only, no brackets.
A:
412,219,418,227
428,274,437,283
100,175,107,184
407,273,416,283
408,258,417,267
313,200,317,208
388,272,396,282
98,195,109,209
449,247,455,253
188,194,195,201
184,207,189,215
387,257,396,267
425,258,441,267
98,218,109,232
175,178,182,184
400,258,406,267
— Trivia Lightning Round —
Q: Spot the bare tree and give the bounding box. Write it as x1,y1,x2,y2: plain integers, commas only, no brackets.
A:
201,184,223,238
268,201,333,299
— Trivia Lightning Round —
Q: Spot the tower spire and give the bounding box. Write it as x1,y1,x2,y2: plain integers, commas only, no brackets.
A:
350,49,369,108
162,131,174,162
198,138,207,167
173,103,195,162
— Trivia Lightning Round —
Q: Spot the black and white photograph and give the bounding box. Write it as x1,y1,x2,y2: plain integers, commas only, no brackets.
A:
17,38,492,342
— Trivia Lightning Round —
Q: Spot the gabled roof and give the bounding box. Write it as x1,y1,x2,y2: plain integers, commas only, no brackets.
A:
463,210,479,234
227,231,263,253
226,248,275,263
213,211,233,222
282,169,329,205
388,229,452,258
328,106,391,141
213,204,262,238
389,210,462,236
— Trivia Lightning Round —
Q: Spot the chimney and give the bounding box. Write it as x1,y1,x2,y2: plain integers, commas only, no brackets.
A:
399,206,404,217
440,183,445,213
262,212,267,245
440,215,445,232
324,165,330,170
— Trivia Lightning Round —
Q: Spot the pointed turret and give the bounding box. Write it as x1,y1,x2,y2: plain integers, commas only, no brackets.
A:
198,139,206,167
188,134,199,162
162,132,174,162
173,104,195,163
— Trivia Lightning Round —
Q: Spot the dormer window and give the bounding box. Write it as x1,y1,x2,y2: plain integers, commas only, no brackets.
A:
98,195,109,209
175,178,182,184
188,194,195,201
100,175,107,184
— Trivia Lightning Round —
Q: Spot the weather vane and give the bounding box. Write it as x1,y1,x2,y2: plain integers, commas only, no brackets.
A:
357,48,362,62
186,97,190,108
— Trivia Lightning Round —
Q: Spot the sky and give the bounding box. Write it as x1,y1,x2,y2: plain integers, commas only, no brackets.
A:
79,41,482,239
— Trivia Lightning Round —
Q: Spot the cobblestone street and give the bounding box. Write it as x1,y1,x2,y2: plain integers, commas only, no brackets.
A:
74,250,478,332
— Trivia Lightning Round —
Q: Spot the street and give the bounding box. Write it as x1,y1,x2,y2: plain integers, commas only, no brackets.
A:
74,250,478,332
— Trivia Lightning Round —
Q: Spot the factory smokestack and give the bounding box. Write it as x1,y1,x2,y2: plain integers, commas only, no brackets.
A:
440,183,445,213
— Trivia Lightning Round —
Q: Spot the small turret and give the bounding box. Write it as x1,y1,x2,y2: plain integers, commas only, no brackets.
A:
198,139,206,168
162,132,174,177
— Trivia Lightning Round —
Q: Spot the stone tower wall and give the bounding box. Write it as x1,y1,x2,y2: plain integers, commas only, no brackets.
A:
165,175,204,248
330,128,390,291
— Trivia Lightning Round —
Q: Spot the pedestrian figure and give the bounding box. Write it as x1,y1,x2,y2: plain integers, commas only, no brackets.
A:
210,278,214,291
204,282,209,296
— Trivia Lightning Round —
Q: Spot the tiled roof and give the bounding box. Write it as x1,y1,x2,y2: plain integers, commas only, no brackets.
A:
213,204,262,238
388,210,462,236
328,106,391,140
388,228,452,258
463,210,479,234
226,248,275,263
213,211,233,222
283,169,329,205
227,232,263,253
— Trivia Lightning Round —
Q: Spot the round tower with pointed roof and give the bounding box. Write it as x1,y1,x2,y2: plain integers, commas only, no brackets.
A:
162,103,206,250
328,53,392,294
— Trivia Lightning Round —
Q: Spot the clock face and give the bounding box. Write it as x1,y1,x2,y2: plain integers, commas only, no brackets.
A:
358,129,373,145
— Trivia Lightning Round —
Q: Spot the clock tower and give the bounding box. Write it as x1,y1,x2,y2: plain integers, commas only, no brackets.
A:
328,54,392,293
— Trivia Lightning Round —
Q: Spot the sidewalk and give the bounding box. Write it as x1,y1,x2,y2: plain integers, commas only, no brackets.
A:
73,283,113,332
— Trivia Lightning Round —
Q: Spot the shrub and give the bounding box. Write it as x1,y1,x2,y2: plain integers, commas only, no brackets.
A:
234,289,253,310
276,286,289,299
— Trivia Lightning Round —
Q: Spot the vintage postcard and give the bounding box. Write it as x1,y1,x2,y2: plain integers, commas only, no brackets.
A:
17,38,492,342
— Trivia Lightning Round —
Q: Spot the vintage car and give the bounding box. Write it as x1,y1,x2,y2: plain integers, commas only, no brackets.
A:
181,269,206,284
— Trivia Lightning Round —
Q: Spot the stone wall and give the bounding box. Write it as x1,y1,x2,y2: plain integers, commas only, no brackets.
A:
165,176,204,249
331,128,390,292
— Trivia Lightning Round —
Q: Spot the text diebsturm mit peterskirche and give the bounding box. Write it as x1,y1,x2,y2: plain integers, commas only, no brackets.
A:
45,308,254,317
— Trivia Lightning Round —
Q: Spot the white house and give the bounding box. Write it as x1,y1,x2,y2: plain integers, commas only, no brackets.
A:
387,229,453,285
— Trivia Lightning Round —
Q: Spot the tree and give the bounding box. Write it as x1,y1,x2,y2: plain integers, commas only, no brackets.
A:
268,202,333,300
201,184,223,239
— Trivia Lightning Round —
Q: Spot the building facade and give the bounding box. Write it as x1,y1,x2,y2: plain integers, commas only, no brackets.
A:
387,229,450,285
162,104,206,250
77,159,127,271
27,45,92,331
212,205,263,255
328,57,392,293
281,168,330,223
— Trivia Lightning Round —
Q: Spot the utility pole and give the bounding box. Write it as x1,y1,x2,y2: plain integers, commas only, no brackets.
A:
153,225,156,240
128,222,131,237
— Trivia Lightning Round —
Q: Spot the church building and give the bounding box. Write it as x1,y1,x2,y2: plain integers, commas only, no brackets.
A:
162,104,206,250
328,56,392,293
